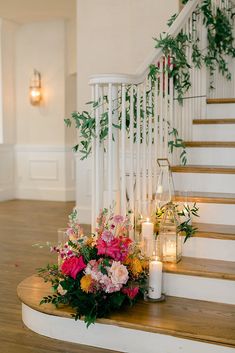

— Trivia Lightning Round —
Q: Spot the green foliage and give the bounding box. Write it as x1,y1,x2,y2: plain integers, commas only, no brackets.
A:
177,203,200,242
154,32,191,103
168,127,187,165
155,202,199,242
201,0,235,88
154,0,235,97
65,0,235,166
65,87,187,165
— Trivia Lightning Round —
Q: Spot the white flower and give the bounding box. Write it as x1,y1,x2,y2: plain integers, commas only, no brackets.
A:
57,283,67,296
110,261,129,285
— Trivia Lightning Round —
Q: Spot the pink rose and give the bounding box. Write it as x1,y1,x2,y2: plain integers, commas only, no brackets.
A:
110,261,128,285
122,287,139,300
61,256,86,279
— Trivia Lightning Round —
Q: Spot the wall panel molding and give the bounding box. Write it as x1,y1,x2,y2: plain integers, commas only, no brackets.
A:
15,144,75,201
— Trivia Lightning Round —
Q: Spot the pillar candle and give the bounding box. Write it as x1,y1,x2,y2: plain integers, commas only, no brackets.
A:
148,259,162,299
142,219,154,239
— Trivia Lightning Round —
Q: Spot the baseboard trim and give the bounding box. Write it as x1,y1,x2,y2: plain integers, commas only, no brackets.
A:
15,187,75,202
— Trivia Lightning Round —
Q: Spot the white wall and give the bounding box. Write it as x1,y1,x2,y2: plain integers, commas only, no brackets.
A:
1,20,17,144
75,0,179,222
14,20,76,201
15,20,66,145
0,20,17,200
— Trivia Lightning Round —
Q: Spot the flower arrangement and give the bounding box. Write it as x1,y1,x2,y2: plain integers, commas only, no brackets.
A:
38,208,149,327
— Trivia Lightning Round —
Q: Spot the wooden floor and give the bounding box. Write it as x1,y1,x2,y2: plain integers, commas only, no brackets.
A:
0,200,118,353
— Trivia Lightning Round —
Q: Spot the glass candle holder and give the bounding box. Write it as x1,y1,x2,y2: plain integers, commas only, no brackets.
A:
159,202,182,263
134,200,155,243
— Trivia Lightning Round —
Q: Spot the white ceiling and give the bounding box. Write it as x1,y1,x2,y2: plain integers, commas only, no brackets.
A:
0,0,76,24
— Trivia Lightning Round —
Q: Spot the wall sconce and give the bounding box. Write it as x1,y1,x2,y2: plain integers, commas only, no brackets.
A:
29,69,42,106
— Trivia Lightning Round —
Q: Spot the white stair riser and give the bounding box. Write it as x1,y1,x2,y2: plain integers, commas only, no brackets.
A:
182,237,235,261
193,125,235,141
206,103,235,118
163,273,235,305
191,203,235,225
187,148,235,166
173,173,235,193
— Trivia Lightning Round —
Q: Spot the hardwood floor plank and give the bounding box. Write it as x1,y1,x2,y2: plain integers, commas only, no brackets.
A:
185,141,235,148
172,165,235,174
163,256,235,280
193,222,235,240
207,98,235,104
0,200,119,353
174,191,235,204
193,119,235,124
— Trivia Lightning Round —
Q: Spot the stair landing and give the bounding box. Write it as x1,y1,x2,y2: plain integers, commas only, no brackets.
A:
17,275,235,351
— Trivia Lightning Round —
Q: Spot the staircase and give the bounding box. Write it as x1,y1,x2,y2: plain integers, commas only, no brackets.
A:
163,99,235,350
61,0,235,351
82,0,235,351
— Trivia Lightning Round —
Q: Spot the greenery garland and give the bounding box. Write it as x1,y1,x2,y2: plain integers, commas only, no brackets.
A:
155,0,235,100
65,0,235,165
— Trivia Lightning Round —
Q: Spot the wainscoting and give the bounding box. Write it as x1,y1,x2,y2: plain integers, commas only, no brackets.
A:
0,144,76,202
15,145,75,201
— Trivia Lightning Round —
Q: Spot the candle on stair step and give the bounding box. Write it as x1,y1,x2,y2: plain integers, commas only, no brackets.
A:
148,257,162,299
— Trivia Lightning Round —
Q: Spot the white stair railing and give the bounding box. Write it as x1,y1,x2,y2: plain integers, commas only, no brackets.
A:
89,0,235,229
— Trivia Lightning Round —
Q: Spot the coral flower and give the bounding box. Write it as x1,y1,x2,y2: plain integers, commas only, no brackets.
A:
61,256,86,279
80,274,93,293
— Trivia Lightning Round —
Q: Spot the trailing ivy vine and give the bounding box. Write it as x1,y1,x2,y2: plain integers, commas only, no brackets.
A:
155,0,235,101
65,0,235,165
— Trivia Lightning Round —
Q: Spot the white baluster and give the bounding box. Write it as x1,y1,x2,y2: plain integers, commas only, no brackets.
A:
95,84,100,218
121,84,126,215
129,85,134,212
136,85,141,202
91,85,96,231
142,82,147,201
108,83,113,208
159,58,163,157
148,78,153,202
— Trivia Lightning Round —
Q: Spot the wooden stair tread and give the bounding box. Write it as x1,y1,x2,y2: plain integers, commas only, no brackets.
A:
174,191,235,204
193,222,235,240
185,141,235,148
163,256,235,280
193,118,235,124
207,98,235,104
17,275,235,347
172,165,235,174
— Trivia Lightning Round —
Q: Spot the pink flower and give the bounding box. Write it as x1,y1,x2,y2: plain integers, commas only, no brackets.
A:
100,275,122,293
97,238,121,260
113,215,124,224
110,261,128,285
61,256,86,279
101,230,114,242
122,287,139,300
97,236,132,261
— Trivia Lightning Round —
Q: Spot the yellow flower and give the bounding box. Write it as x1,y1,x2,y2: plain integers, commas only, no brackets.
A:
80,274,92,293
130,258,143,276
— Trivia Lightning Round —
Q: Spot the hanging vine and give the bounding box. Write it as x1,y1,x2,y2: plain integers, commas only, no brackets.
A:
154,0,235,100
65,0,235,164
